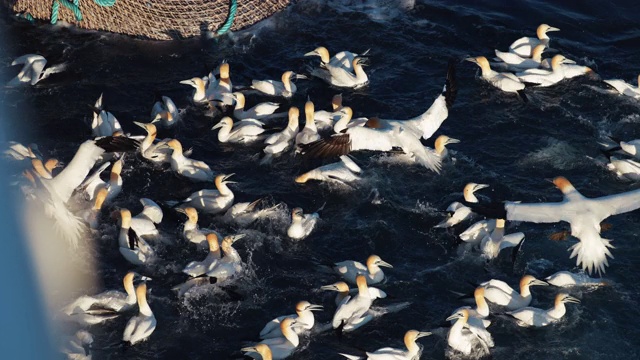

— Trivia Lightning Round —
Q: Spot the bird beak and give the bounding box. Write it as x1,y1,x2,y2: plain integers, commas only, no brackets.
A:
562,58,576,64
241,346,258,353
473,183,489,192
445,313,461,321
133,121,147,129
304,50,319,57
564,295,581,304
532,279,549,286
464,57,479,64
445,137,461,145
229,234,246,243
308,304,324,311
548,26,560,32
378,260,393,268
320,284,338,291
141,276,153,281
211,122,224,130
175,208,187,215
416,331,432,339
294,73,308,80
179,79,193,86
222,173,235,181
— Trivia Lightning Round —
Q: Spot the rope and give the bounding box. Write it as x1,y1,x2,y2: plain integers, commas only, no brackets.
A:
216,0,237,35
50,0,116,25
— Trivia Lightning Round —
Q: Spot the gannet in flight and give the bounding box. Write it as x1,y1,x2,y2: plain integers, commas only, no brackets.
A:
287,206,320,240
7,54,66,86
211,116,267,143
166,139,215,182
509,24,560,57
466,56,525,95
479,275,548,310
467,176,640,274
446,309,493,357
251,71,306,98
150,95,179,128
122,283,156,345
506,293,580,327
321,281,387,307
259,301,323,339
339,330,432,360
333,254,392,285
168,174,236,214
516,54,576,87
545,271,609,287
603,74,640,99
295,155,361,185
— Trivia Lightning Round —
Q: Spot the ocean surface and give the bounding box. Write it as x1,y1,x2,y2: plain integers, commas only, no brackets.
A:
2,0,640,358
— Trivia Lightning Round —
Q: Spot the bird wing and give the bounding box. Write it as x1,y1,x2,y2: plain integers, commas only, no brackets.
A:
495,50,525,65
593,187,640,217
505,201,571,223
259,315,289,337
339,155,361,173
138,198,163,224
367,287,387,299
300,133,352,158
499,232,525,251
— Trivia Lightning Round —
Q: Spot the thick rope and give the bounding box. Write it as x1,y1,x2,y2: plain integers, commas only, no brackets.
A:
216,0,237,35
50,0,116,25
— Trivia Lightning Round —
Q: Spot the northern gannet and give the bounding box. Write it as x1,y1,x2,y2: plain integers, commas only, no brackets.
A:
540,59,596,80
245,318,303,359
180,76,208,104
509,24,560,57
435,183,488,228
60,330,93,360
603,75,640,99
295,155,361,185
183,233,222,277
4,141,39,160
206,62,234,106
434,135,460,160
122,283,156,345
133,121,175,164
150,95,179,128
446,309,493,357
606,156,640,181
105,159,123,202
241,344,273,360
63,271,148,320
339,330,432,360
251,71,306,98
304,46,363,72
261,107,300,165
468,176,640,274
466,56,525,94
332,275,375,333
80,186,107,230
7,54,66,86
480,219,525,260
287,207,320,240
545,271,609,287
211,116,266,143
90,94,122,138
334,254,392,285
259,301,323,339
175,207,218,246
506,293,580,327
295,101,320,148
321,281,387,306
605,138,640,159
74,161,109,202
118,209,156,266
481,275,548,310
459,219,497,245
450,287,491,330
492,44,546,71
30,136,139,246
167,139,215,182
332,107,368,133
516,54,576,87
232,92,283,121
169,174,236,214
222,199,283,227
130,198,163,237
314,93,345,130
74,159,121,203
316,57,370,89
204,234,246,282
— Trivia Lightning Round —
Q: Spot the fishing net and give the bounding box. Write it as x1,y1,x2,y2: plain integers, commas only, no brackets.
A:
4,0,292,40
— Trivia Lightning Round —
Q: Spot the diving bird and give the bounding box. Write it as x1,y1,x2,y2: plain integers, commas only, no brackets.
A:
314,57,370,89
603,75,640,99
27,136,139,246
480,275,548,310
545,271,609,287
168,174,236,214
211,116,267,143
295,100,320,148
182,233,222,277
150,95,179,128
479,218,525,260
261,107,300,165
465,176,640,274
62,272,149,322
506,293,580,327
492,44,546,71
304,46,365,72
251,71,306,98
232,92,284,121
339,330,432,360
245,318,303,359
122,282,156,345
333,254,392,285
466,56,525,95
508,24,560,57
287,206,320,240
259,301,323,339
516,54,576,87
446,309,493,357
7,54,66,86
295,155,361,185
332,275,375,333
166,139,215,182
117,209,156,266
321,281,387,307
90,94,122,138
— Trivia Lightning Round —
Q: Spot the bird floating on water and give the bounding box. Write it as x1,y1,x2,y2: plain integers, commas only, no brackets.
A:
339,329,432,360
259,301,323,339
333,254,392,285
508,24,560,57
506,293,580,327
295,155,361,185
287,206,320,240
122,282,156,345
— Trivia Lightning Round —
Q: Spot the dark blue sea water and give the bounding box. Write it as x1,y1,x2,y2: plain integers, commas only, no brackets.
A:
2,0,640,359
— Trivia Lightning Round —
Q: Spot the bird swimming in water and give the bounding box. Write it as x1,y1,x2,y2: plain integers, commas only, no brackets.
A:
508,24,560,57
232,92,284,121
446,308,493,357
90,94,122,138
295,100,321,148
166,139,215,182
259,301,323,339
339,329,432,360
545,271,610,287
466,56,526,95
603,74,640,99
321,281,387,307
122,282,156,345
479,218,525,260
117,208,156,266
516,54,577,87
480,275,548,310
244,318,304,359
175,206,219,247
314,57,370,89
182,233,221,277
304,46,366,72
150,95,179,128
506,293,580,327
333,254,392,285
492,44,546,72
168,174,236,214
211,116,267,143
295,155,361,185
251,71,307,98
287,206,320,240
261,107,300,165
332,275,376,333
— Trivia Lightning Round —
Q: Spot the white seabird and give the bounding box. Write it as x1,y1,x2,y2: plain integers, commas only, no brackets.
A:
117,209,156,266
244,318,303,360
166,139,215,182
169,174,236,214
182,233,222,277
314,93,345,130
259,301,323,339
481,275,548,310
122,282,156,345
446,308,493,357
304,46,364,72
295,155,361,185
320,281,387,307
175,207,219,246
251,71,306,98
603,74,640,99
287,206,320,240
7,54,66,86
90,94,122,138
479,218,525,260
261,107,300,165
150,95,179,128
295,100,321,148
314,57,370,89
232,92,283,121
332,275,375,333
545,270,609,287
506,293,580,327
516,54,576,87
211,116,267,143
492,44,546,71
333,254,392,285
466,56,525,94
435,183,488,228
339,330,432,360
508,24,560,57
